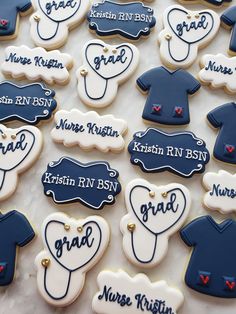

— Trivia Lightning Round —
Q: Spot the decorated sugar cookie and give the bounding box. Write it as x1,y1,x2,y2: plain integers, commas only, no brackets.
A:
0,124,43,201
181,215,236,298
1,45,73,85
77,39,139,108
221,6,236,55
120,179,191,268
0,81,57,124
42,157,121,209
137,66,201,125
88,1,156,41
203,170,236,214
178,0,232,8
30,0,90,50
35,212,110,306
51,109,127,152
158,5,220,69
0,0,33,40
0,210,35,286
92,270,184,314
199,54,236,94
128,128,210,178
207,103,236,164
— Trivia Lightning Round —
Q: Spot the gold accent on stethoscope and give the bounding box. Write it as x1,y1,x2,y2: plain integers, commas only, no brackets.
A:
127,223,136,232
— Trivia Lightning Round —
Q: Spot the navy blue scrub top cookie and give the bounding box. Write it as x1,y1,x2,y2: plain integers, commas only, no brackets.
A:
207,102,236,164
0,0,32,39
221,6,236,54
137,67,201,126
87,1,156,41
0,210,35,286
181,215,236,298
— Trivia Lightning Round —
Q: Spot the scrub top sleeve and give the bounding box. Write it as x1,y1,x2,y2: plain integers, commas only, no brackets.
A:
180,217,205,247
17,0,32,12
136,70,153,92
207,104,227,128
221,7,236,27
184,72,201,95
14,212,35,247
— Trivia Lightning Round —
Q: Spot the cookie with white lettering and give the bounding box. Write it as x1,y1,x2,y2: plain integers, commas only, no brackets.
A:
77,39,139,108
42,157,121,209
199,54,236,94
51,109,127,152
92,270,184,314
203,170,236,214
128,128,210,178
0,81,57,125
30,0,90,50
0,124,43,201
120,179,191,268
87,1,156,41
35,212,110,307
0,0,33,41
178,0,232,9
1,45,73,85
158,5,220,69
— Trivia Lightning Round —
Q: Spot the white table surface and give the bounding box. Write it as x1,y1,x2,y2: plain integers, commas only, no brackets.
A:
1,0,236,313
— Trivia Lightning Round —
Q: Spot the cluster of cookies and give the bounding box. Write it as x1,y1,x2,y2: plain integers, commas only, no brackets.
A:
1,0,236,313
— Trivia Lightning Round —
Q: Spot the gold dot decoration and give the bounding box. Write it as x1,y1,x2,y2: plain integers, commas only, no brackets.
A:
195,14,200,19
162,192,168,198
11,134,16,139
77,226,83,233
80,69,88,77
41,258,50,268
127,223,136,232
165,34,172,41
64,224,70,231
1,133,6,139
187,14,191,19
103,47,109,53
33,15,41,22
149,191,155,198
112,49,117,53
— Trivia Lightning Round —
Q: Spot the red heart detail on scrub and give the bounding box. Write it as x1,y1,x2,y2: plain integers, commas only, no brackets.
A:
0,266,4,272
1,20,8,26
200,275,209,285
226,281,235,290
175,107,183,115
226,146,235,153
153,105,161,112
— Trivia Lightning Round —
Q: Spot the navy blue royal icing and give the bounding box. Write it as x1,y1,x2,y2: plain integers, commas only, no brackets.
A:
128,128,210,178
42,157,121,209
182,0,231,7
137,66,201,125
0,81,57,125
0,0,32,38
207,102,236,164
87,1,156,40
181,215,236,298
0,210,35,286
221,6,236,54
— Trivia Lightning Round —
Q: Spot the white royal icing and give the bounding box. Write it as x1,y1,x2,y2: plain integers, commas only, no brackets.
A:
30,0,90,49
1,45,73,85
0,124,43,201
92,270,184,314
199,53,236,93
120,179,191,268
203,170,236,214
158,5,220,68
77,39,139,108
35,212,110,307
51,109,127,152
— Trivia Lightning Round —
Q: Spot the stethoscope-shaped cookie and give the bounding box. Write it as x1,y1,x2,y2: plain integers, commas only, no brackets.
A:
35,212,110,307
120,179,191,268
0,124,42,201
158,5,220,68
77,39,139,108
30,0,90,49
